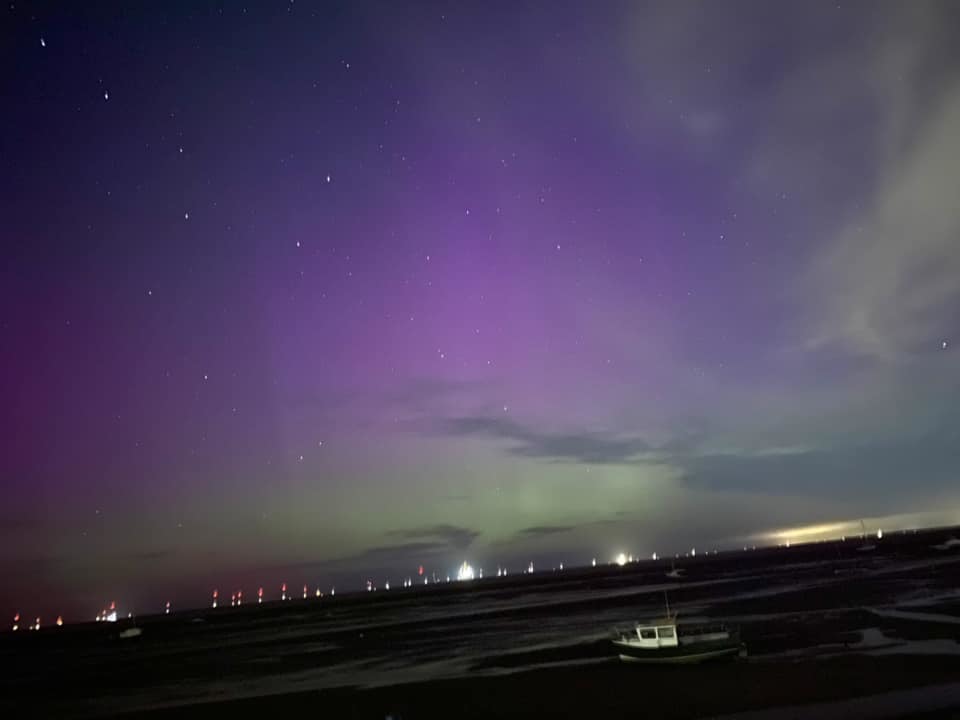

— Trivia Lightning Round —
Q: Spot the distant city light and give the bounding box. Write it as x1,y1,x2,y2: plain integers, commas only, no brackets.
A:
56,616,63,627
615,553,627,566
877,528,883,539
12,613,19,631
303,584,308,599
652,552,658,561
212,590,218,609
592,558,597,567
165,601,170,615
527,561,534,574
281,582,287,601
456,562,475,581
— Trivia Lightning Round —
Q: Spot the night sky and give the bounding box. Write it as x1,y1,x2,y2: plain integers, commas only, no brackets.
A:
3,1,960,621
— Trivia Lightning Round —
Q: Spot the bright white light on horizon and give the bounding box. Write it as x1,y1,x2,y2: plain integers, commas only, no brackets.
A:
615,553,627,566
456,562,475,581
761,514,950,547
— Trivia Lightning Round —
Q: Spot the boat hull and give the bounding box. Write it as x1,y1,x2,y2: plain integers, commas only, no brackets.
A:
613,640,743,664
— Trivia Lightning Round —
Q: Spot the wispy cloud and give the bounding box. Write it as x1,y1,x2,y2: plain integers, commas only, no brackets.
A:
803,84,960,360
516,525,576,538
678,425,960,500
438,415,653,464
384,523,480,549
744,4,960,362
129,549,175,562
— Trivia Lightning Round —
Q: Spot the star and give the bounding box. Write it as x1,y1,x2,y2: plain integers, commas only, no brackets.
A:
184,211,190,220
40,37,46,48
326,174,331,183
104,90,109,101
943,340,949,350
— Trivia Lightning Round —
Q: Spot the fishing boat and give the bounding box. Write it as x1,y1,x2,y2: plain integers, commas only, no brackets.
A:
613,598,743,664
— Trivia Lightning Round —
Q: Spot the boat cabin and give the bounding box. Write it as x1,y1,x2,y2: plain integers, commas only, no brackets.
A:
631,621,679,648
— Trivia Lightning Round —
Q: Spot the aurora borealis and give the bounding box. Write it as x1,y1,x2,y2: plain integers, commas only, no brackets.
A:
2,1,960,619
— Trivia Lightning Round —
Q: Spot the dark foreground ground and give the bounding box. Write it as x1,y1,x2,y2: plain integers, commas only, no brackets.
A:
130,656,960,720
4,527,960,719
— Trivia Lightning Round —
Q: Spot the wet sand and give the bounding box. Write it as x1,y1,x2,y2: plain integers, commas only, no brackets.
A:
125,656,960,719
4,526,960,718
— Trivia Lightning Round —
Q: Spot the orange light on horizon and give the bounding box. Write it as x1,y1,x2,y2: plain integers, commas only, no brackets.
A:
56,616,63,627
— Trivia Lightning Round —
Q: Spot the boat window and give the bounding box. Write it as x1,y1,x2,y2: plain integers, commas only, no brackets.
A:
639,629,657,639
657,627,675,638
